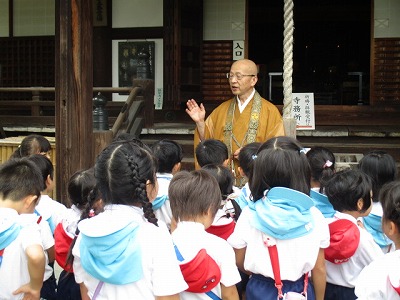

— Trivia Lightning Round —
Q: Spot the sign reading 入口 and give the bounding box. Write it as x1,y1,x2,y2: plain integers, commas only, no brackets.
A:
233,41,244,60
291,93,315,130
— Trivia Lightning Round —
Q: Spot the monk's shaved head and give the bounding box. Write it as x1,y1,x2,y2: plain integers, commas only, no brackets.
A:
231,59,258,76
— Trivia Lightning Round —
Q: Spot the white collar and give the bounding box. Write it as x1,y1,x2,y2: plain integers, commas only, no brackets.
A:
236,89,256,113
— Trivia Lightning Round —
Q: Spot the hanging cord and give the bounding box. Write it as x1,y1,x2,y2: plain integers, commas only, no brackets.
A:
282,0,294,119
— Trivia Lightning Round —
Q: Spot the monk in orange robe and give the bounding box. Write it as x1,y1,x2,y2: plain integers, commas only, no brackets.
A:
186,59,284,186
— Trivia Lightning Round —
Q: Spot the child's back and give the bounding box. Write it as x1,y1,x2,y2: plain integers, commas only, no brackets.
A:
306,146,336,218
169,170,241,299
228,136,330,300
235,142,261,209
324,168,383,300
355,181,400,299
202,164,237,240
72,140,187,299
151,139,183,229
26,154,67,233
0,159,45,300
358,150,398,253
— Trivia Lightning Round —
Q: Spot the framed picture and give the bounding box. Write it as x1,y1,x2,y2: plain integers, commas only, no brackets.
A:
118,41,155,90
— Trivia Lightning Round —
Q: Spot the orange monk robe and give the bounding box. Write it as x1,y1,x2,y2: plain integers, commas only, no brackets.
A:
194,96,285,181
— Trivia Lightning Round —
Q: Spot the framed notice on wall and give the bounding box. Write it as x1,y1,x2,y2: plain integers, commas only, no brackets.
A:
291,93,315,130
118,41,155,89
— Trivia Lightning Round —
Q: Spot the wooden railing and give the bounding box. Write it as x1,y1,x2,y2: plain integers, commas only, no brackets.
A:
0,80,154,134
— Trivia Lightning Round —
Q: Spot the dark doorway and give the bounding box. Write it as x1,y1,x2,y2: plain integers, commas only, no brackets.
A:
248,0,371,105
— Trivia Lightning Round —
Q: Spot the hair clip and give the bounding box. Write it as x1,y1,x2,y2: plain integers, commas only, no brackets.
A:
299,148,307,154
88,209,95,217
252,154,257,160
323,160,333,169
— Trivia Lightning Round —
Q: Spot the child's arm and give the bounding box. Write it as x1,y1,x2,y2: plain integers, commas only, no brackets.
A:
79,283,90,300
233,247,251,275
46,245,55,263
13,244,45,300
221,283,240,300
311,248,326,300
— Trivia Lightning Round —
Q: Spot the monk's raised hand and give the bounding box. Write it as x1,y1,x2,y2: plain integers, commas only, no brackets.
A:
185,99,206,123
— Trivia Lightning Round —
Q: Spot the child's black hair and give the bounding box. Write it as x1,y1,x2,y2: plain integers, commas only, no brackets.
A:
151,139,183,173
238,142,261,178
358,150,397,202
250,136,311,200
306,146,336,193
202,164,234,200
0,158,42,202
379,181,400,229
195,139,229,167
25,154,54,192
95,140,158,226
67,168,96,209
65,185,103,271
325,168,372,213
10,134,51,159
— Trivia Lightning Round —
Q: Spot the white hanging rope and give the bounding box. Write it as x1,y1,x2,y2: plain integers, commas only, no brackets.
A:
282,0,294,119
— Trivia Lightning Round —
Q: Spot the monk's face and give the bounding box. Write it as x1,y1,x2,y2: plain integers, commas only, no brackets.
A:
228,59,258,100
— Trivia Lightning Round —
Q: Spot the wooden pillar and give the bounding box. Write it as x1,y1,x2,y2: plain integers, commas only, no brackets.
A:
55,0,93,203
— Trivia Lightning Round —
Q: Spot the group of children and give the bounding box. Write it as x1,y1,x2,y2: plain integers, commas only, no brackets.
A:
0,133,399,300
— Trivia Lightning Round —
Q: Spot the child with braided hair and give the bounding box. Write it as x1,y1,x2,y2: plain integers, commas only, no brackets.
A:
54,168,101,300
72,140,187,299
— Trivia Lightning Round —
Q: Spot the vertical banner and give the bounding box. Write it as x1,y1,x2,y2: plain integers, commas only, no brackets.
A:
233,41,245,60
291,93,315,130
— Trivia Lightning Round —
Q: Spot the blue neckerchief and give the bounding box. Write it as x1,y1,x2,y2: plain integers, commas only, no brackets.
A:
152,195,168,210
235,193,250,210
248,187,315,240
80,220,143,285
363,214,393,248
34,209,56,235
0,220,21,266
310,190,336,218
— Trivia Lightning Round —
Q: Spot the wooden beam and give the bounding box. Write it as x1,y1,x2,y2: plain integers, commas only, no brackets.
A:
55,0,93,204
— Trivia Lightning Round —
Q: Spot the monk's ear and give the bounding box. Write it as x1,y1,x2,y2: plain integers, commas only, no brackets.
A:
251,75,258,86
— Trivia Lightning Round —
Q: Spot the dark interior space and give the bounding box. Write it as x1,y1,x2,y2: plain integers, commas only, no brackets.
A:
248,0,371,105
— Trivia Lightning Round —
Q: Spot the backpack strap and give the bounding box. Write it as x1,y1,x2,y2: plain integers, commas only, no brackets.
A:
92,281,104,300
174,244,222,300
263,234,308,298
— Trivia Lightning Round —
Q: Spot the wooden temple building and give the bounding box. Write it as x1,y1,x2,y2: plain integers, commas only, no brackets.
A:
0,0,399,202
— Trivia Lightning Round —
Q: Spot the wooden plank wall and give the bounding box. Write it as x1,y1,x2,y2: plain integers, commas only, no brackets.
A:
202,41,233,104
372,38,400,103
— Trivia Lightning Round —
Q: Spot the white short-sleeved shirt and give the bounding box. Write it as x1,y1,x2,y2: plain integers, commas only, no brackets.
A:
355,249,400,299
35,194,67,233
38,217,55,280
228,206,330,281
326,212,384,288
0,209,44,300
172,221,241,299
72,205,187,299
154,173,173,229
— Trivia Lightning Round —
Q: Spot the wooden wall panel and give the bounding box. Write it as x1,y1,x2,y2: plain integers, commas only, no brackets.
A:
202,41,233,103
372,38,400,104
